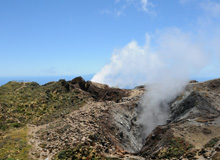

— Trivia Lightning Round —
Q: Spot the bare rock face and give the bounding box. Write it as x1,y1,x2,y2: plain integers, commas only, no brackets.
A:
170,92,220,121
169,79,220,121
99,93,144,153
139,78,220,159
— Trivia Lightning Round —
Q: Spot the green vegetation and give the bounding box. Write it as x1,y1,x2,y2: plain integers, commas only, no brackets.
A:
0,79,86,159
158,137,194,159
0,127,31,160
54,143,119,160
205,137,220,148
0,80,85,131
55,144,102,160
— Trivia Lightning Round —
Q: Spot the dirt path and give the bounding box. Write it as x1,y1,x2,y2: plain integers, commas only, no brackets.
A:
15,82,27,91
27,100,109,160
27,123,51,159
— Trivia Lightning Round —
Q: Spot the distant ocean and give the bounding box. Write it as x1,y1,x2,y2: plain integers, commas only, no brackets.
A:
0,74,217,87
0,74,95,86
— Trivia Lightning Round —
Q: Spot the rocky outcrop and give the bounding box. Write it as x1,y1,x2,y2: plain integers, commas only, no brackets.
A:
99,91,144,154
68,76,130,102
169,79,220,121
139,78,220,159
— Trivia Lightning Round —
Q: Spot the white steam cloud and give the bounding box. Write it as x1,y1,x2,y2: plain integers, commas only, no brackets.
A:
138,29,210,136
92,28,208,88
92,28,212,136
92,0,220,137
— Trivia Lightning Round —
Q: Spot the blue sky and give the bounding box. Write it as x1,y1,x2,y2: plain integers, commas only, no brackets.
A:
0,0,220,82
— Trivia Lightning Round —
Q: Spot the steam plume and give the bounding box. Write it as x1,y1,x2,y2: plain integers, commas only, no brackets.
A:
92,28,208,88
92,28,211,135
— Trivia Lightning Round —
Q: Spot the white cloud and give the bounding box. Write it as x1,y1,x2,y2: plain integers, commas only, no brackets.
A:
141,0,148,11
101,0,155,16
141,0,154,12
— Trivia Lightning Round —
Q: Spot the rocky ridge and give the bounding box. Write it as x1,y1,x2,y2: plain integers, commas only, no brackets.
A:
1,77,220,159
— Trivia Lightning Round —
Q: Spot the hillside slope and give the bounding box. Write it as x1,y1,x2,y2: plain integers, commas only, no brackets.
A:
1,77,220,159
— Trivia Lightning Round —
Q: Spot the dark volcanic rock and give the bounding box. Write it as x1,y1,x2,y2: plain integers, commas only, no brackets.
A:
170,91,220,121
70,76,86,90
139,125,172,157
85,81,128,102
69,77,129,102
189,80,198,83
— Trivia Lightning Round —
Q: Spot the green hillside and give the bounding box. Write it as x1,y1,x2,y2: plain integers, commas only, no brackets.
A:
0,79,85,131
